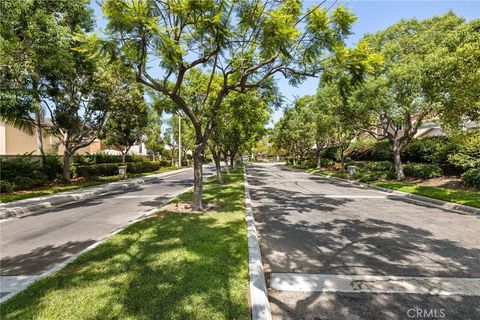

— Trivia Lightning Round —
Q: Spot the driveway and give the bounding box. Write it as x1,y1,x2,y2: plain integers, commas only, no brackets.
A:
246,163,480,320
0,167,214,299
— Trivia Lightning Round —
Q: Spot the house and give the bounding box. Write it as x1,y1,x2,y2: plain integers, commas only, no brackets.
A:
0,121,147,156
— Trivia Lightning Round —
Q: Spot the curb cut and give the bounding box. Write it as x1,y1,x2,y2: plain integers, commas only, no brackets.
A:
0,168,192,220
244,168,272,320
284,165,480,216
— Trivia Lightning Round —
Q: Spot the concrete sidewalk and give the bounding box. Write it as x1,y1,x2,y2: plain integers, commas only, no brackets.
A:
0,167,191,219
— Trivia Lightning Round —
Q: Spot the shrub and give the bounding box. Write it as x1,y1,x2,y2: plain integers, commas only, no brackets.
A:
448,134,480,170
365,161,395,172
358,170,394,182
72,163,120,177
0,180,14,193
0,156,42,182
42,154,63,180
13,174,48,190
349,140,393,161
461,168,480,189
402,136,453,164
126,161,161,173
403,163,443,179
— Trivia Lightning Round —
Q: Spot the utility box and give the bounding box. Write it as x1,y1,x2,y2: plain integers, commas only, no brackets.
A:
348,166,357,177
118,165,127,177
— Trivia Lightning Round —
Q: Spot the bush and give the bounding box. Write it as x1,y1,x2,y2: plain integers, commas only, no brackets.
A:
72,163,120,178
0,156,42,182
365,161,395,172
126,161,161,174
461,168,480,189
74,152,147,165
0,180,14,193
42,154,63,180
349,141,393,161
403,163,443,179
448,134,480,170
402,136,453,164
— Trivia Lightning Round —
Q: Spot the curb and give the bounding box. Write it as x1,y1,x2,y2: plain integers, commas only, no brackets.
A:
244,168,272,320
285,165,480,216
0,168,192,220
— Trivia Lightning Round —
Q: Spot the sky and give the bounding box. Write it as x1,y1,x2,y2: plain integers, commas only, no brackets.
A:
89,0,480,126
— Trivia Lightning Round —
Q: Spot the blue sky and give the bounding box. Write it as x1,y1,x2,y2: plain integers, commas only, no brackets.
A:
90,0,480,125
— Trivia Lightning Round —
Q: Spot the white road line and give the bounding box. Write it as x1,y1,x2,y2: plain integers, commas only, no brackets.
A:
269,273,480,296
115,195,160,199
322,195,388,198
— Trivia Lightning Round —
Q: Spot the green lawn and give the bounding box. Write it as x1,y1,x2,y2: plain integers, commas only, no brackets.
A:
0,166,181,203
0,169,249,320
372,182,480,208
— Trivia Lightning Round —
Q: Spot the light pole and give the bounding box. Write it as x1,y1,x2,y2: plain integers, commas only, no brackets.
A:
178,114,181,167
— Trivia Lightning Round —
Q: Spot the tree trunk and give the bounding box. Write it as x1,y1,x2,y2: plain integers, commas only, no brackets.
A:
122,152,126,163
35,111,45,164
223,152,230,174
63,150,72,181
340,152,346,172
229,153,235,170
393,142,405,180
192,144,204,211
209,145,223,183
316,150,322,168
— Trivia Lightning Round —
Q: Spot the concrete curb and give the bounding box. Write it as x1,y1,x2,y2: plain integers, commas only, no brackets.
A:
284,165,480,216
244,168,272,320
0,168,192,220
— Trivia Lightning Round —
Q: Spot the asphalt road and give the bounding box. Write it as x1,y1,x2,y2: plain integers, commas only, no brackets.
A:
0,167,214,278
246,163,480,320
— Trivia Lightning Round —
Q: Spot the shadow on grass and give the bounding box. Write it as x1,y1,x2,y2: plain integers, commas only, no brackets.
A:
0,170,249,320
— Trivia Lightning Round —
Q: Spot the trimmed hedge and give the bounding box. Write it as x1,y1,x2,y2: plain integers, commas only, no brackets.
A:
0,156,56,191
73,152,147,165
72,163,120,178
403,163,443,179
126,161,161,173
461,168,480,189
72,161,163,177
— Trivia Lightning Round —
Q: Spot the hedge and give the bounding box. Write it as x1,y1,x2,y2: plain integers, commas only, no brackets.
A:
461,168,480,189
72,163,120,178
73,152,147,165
403,163,443,179
72,161,163,177
126,161,161,173
0,156,60,191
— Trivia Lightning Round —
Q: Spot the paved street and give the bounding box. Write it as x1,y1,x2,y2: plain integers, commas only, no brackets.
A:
0,167,214,299
246,163,480,320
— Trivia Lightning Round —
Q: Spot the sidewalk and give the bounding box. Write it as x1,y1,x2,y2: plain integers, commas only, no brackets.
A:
0,167,192,220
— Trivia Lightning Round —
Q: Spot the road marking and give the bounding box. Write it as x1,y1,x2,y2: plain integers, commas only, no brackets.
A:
269,273,480,296
115,195,160,199
321,195,388,198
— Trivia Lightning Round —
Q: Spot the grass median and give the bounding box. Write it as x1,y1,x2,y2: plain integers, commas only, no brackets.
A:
0,166,182,203
0,169,249,320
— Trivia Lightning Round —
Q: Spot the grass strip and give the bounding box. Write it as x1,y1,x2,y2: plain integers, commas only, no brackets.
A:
372,181,480,209
0,169,249,320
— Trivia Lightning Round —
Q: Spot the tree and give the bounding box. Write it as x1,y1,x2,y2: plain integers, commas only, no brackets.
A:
273,97,316,166
210,87,272,181
0,0,94,161
348,13,479,180
80,0,357,210
144,108,165,161
100,84,148,162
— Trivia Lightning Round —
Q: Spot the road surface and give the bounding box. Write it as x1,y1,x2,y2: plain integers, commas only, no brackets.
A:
246,163,480,320
0,167,214,299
